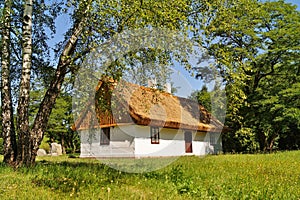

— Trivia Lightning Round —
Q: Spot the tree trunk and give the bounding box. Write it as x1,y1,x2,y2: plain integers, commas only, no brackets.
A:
16,0,33,167
1,0,17,165
1,0,90,166
268,133,278,152
29,19,86,164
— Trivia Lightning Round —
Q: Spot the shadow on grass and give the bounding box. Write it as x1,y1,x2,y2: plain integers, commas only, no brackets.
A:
24,159,128,193
17,159,169,193
0,156,199,196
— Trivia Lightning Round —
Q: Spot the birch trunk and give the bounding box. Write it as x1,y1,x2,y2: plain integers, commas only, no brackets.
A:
16,0,33,166
1,0,17,165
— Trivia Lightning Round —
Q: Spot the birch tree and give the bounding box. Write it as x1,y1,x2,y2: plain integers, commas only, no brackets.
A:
1,0,17,165
16,0,33,166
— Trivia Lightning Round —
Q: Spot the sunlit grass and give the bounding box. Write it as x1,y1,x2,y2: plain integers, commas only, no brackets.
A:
1,151,300,199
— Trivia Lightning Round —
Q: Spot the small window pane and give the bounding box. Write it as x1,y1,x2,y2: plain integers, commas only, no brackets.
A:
150,127,160,144
100,127,110,145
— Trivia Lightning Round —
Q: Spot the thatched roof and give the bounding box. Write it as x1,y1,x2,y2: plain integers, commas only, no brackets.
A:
72,78,225,133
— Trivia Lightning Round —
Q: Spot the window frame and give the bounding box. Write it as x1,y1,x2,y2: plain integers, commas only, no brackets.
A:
150,126,160,144
100,127,110,145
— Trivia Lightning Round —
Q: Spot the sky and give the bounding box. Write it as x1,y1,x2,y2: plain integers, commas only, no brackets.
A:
49,0,300,98
285,0,300,7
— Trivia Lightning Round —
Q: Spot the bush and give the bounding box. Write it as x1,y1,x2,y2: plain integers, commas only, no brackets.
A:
223,128,260,153
234,128,260,153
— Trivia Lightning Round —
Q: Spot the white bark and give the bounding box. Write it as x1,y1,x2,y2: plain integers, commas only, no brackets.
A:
16,0,33,166
1,0,17,164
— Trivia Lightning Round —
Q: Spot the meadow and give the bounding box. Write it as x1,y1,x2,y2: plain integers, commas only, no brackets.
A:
0,151,300,199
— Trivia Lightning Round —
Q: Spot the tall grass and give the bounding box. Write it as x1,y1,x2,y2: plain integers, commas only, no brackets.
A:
0,151,300,199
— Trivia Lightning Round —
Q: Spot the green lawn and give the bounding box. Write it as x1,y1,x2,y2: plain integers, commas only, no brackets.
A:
1,151,300,199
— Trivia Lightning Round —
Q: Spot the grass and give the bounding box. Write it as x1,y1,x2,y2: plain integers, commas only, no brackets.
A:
0,151,300,199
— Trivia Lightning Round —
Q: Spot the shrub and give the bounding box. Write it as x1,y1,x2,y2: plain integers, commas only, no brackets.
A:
223,128,260,153
234,128,260,153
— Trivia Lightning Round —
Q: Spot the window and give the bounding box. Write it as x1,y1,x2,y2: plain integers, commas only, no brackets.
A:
100,127,110,145
150,127,160,144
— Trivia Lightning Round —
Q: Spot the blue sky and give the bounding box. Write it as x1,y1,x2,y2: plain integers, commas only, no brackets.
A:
285,0,300,7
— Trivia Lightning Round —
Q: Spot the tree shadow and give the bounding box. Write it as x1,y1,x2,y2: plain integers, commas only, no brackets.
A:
22,159,130,193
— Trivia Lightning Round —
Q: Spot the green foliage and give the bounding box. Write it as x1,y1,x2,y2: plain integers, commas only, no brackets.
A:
196,0,300,152
1,151,300,199
189,83,226,123
46,93,80,154
189,85,211,111
223,128,260,153
235,128,260,153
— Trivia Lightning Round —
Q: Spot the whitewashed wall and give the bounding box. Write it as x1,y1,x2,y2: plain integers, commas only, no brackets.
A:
193,131,207,156
79,125,221,158
134,126,186,157
79,126,135,158
134,125,209,157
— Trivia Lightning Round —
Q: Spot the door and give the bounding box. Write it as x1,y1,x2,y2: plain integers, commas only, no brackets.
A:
184,131,193,153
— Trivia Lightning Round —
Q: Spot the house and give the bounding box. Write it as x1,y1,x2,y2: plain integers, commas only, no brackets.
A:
72,77,225,158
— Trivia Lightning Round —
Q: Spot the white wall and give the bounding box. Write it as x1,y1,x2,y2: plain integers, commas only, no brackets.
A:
134,126,209,157
192,131,207,156
79,125,221,158
79,126,135,158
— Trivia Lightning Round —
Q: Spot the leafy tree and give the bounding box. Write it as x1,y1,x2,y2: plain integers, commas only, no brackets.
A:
196,0,300,152
189,85,211,111
189,82,226,123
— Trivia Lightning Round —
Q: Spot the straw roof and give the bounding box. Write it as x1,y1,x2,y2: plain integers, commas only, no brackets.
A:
72,78,225,133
